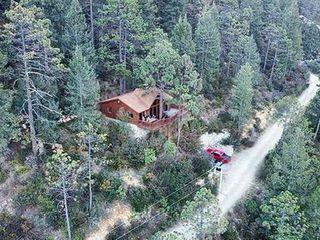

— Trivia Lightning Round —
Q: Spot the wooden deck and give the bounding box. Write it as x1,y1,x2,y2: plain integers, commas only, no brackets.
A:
137,108,187,131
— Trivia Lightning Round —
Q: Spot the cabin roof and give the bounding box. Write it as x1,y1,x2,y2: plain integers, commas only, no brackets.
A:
99,88,173,113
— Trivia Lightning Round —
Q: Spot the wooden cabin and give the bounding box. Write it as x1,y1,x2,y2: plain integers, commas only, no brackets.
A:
98,88,187,131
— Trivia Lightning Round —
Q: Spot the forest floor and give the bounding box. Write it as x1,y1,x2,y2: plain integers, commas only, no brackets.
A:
164,73,320,239
86,201,132,240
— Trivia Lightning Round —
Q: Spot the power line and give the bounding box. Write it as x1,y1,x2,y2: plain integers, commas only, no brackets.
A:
106,166,216,236
116,180,213,240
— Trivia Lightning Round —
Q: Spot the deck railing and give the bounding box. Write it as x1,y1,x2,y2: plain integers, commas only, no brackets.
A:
138,108,187,131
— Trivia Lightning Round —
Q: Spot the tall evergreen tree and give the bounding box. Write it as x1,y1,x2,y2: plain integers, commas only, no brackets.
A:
66,47,100,131
4,1,63,157
62,0,93,60
229,63,254,129
137,34,180,119
97,0,146,93
155,0,188,32
260,191,307,240
0,85,20,154
171,15,195,58
195,6,221,96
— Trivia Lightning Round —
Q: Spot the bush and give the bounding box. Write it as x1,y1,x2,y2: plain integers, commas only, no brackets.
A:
127,187,152,212
122,138,146,168
0,212,41,240
146,132,167,154
180,120,205,153
93,172,123,201
0,167,8,184
207,117,224,133
191,153,212,175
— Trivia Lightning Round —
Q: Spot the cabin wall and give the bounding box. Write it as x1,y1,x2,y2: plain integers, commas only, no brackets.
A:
99,100,140,124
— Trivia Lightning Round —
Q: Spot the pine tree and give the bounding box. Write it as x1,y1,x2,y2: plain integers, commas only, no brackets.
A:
137,33,180,119
66,47,100,131
229,63,254,129
173,54,202,149
138,0,158,30
155,0,188,32
4,2,63,157
62,0,93,60
260,191,307,240
46,146,80,240
195,6,221,96
302,22,320,60
269,114,315,199
0,85,20,154
171,15,195,58
180,188,227,239
97,0,146,93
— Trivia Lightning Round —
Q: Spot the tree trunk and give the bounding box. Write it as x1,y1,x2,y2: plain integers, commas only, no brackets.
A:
89,0,94,46
21,27,38,157
88,136,93,212
314,117,320,140
62,178,72,240
159,86,164,119
269,45,278,82
263,38,271,71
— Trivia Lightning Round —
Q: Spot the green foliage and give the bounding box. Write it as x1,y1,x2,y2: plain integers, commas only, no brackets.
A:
195,6,221,97
0,85,20,154
144,148,156,165
122,138,146,168
163,140,176,158
66,47,100,131
62,0,93,59
260,191,307,240
181,187,227,237
306,91,320,140
190,153,212,176
171,16,195,57
93,172,123,202
0,212,41,240
305,186,320,240
268,115,315,200
0,167,8,184
229,63,254,129
127,187,152,212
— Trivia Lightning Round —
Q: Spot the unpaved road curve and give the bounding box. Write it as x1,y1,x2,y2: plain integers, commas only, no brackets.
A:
218,73,320,213
164,74,319,239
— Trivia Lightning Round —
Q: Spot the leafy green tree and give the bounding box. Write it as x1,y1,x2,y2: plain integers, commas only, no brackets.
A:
260,191,307,240
171,15,195,57
137,34,180,118
97,0,146,93
46,146,80,240
138,0,158,30
66,47,100,131
4,2,63,157
62,0,93,60
229,63,254,129
195,6,221,96
163,140,176,158
0,85,20,154
181,187,227,239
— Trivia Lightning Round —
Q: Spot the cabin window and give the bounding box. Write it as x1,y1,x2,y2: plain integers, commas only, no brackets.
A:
108,107,112,113
128,112,133,118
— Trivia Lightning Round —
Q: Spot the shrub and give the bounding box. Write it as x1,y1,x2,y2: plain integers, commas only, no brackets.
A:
122,138,145,168
144,148,156,165
93,172,123,201
0,167,8,184
191,153,212,175
127,187,152,212
146,132,167,154
163,140,176,158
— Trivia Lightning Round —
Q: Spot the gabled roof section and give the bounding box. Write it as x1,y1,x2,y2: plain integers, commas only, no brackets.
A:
99,87,173,113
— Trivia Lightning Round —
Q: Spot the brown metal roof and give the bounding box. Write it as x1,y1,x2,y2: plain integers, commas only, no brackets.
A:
99,88,173,113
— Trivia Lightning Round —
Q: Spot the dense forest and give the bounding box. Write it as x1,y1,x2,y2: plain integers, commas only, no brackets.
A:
0,0,319,239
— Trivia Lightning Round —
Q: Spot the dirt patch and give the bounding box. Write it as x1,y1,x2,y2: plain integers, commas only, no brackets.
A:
86,201,132,240
120,168,145,190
